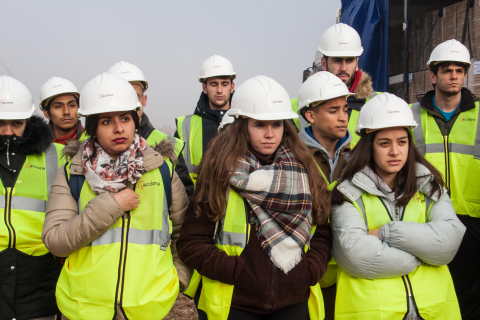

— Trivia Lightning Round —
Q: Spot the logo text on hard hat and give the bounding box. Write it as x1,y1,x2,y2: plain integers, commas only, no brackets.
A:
98,93,114,99
460,116,476,122
120,71,130,75
53,85,62,89
450,50,460,53
0,100,13,105
387,110,400,115
270,99,283,105
332,83,342,87
212,65,222,68
338,41,349,45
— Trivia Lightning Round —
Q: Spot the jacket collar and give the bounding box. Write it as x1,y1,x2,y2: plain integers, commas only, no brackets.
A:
351,70,374,100
138,112,155,140
0,115,53,156
299,128,352,162
193,91,234,123
419,88,476,114
336,163,440,202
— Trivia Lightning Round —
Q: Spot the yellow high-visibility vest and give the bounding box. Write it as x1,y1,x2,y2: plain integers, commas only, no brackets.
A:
176,115,203,185
198,188,325,320
56,162,179,319
335,192,460,319
411,101,480,218
0,142,63,256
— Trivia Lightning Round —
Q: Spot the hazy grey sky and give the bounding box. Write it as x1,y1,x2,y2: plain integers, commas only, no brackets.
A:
0,0,339,129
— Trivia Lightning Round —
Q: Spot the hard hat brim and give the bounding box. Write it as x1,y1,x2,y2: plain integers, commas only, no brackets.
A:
318,49,363,57
355,122,418,136
39,91,80,111
0,105,35,120
78,103,141,117
229,109,298,121
297,92,356,115
198,74,237,83
426,59,472,69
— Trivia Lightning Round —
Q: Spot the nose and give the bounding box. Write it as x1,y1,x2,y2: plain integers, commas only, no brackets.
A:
340,60,348,71
390,143,400,157
63,105,70,115
265,125,274,138
451,71,459,79
3,125,13,136
113,119,125,134
339,109,348,123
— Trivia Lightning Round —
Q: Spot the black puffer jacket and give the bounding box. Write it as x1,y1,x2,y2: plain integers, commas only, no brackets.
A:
174,92,232,196
0,115,61,320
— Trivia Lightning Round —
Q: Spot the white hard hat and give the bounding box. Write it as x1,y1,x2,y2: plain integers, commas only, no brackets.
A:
297,71,354,115
318,23,363,57
78,73,141,116
218,110,235,132
355,92,417,135
427,39,471,69
199,55,236,83
0,75,35,120
107,61,149,90
39,77,79,111
229,75,298,121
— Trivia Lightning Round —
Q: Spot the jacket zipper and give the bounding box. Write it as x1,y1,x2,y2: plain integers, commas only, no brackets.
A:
269,262,276,309
4,148,23,249
116,213,130,305
4,188,14,248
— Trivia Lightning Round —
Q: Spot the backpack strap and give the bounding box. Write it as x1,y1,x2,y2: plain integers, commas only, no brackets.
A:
159,161,172,210
70,171,86,204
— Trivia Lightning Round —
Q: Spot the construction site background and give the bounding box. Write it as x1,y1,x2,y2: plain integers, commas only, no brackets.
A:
388,0,480,102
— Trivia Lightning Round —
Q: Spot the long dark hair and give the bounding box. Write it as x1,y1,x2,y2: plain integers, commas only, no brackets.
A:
332,128,444,206
84,110,140,163
193,118,331,225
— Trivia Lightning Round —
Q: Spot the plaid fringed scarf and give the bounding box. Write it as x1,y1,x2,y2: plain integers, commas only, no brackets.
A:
230,144,313,274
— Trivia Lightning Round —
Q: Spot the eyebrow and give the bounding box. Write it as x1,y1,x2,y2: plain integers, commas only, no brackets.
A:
378,136,408,141
52,99,77,104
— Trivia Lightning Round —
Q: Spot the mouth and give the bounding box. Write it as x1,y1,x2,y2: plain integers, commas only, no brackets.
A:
62,118,74,122
262,143,275,148
388,160,401,165
112,137,127,144
336,126,348,130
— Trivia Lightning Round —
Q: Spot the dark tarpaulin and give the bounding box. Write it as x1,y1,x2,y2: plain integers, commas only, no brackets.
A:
340,0,390,92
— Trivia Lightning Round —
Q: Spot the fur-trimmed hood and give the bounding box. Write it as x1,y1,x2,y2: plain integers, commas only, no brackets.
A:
63,137,177,173
353,70,374,100
0,115,53,155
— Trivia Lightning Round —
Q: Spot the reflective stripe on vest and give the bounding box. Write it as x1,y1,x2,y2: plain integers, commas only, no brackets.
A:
411,101,480,217
0,142,63,256
198,188,324,320
57,163,179,319
348,92,380,149
335,192,460,319
177,115,203,183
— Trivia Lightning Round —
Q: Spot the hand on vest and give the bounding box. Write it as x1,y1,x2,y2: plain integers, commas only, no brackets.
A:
367,228,381,239
113,189,140,212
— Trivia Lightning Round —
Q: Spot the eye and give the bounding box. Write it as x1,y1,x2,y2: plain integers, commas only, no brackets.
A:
122,116,130,122
102,120,111,125
255,123,264,127
380,142,389,146
13,121,23,127
273,122,282,128
398,140,407,145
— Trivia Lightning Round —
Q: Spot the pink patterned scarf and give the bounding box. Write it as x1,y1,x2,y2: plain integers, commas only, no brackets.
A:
82,134,147,194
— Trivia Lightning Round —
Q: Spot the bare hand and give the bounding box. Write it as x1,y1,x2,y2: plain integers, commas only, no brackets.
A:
367,228,381,239
113,189,140,212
